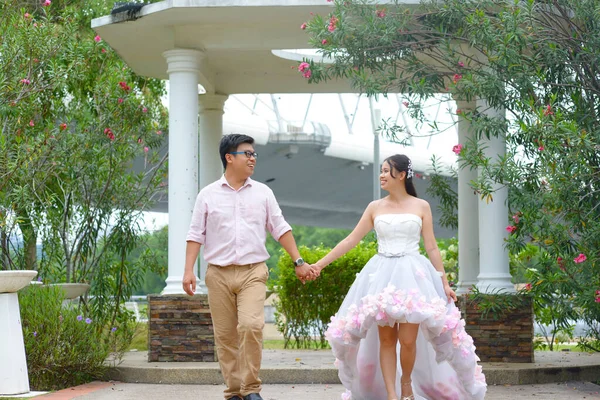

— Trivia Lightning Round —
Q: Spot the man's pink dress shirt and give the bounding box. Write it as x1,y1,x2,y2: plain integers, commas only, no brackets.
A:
186,175,292,266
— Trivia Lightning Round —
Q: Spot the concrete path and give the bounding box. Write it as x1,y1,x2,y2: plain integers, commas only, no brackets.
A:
37,382,600,400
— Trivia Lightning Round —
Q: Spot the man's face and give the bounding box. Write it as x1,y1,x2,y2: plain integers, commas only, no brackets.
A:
227,142,256,178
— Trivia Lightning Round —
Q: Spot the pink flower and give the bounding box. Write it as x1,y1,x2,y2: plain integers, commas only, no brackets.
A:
24,13,31,18
104,128,115,141
20,78,31,85
101,48,106,53
298,62,310,72
142,107,148,113
506,225,517,233
59,123,67,131
144,146,149,153
453,73,463,83
376,9,386,18
138,138,143,144
156,130,162,135
321,39,328,45
42,0,51,6
302,70,312,79
328,16,339,32
402,101,409,107
574,253,587,263
524,283,532,291
595,297,600,303
544,105,554,116
538,146,544,151
300,22,307,30
594,289,600,296
512,214,520,223
456,109,463,115
29,120,35,127
118,98,123,104
452,144,463,155
458,61,465,67
94,35,101,43
341,390,351,400
118,81,131,91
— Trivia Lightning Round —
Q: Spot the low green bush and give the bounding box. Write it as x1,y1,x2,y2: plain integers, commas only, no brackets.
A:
19,285,134,391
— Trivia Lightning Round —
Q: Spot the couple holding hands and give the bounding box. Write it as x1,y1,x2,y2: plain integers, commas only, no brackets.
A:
183,134,486,400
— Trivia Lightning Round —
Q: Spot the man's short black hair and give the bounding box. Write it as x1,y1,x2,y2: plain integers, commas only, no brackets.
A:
219,134,255,169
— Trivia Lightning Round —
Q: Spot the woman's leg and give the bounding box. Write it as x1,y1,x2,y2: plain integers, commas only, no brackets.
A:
378,324,399,400
397,323,419,398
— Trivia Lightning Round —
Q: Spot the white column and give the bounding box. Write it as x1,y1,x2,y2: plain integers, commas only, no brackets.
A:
162,49,202,295
195,94,228,294
476,98,515,293
455,100,480,295
0,293,30,395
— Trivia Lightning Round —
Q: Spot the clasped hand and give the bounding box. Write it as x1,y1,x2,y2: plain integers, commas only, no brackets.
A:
295,263,321,284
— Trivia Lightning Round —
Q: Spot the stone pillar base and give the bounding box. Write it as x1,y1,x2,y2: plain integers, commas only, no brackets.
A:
148,294,216,362
458,294,534,363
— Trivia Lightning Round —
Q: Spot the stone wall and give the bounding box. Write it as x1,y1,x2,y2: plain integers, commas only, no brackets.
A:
148,294,216,362
458,294,534,363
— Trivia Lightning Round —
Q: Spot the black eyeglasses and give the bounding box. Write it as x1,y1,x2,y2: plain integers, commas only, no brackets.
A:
230,151,258,159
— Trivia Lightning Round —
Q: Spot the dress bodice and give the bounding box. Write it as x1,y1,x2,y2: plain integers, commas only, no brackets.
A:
374,213,422,256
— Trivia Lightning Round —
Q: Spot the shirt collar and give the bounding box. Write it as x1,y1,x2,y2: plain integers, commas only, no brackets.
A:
220,175,253,190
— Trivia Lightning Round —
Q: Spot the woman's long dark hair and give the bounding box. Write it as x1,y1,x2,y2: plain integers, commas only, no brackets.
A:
383,154,418,197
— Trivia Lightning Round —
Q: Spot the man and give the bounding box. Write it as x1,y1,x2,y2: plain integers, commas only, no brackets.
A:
183,134,316,400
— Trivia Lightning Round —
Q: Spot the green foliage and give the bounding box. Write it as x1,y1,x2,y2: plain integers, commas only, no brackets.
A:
271,237,457,348
19,285,134,390
270,241,377,349
467,286,531,321
301,0,600,349
0,0,168,331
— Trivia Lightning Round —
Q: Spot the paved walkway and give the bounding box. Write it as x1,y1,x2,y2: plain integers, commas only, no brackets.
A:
33,381,600,400
107,349,600,386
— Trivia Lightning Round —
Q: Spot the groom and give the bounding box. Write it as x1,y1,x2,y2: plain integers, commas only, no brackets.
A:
183,134,317,400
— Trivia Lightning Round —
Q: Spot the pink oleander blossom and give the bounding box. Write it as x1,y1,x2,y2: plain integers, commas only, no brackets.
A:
452,144,463,155
574,253,587,263
94,35,101,43
300,22,307,30
42,0,51,6
298,62,310,72
376,9,386,18
506,225,517,233
458,61,465,67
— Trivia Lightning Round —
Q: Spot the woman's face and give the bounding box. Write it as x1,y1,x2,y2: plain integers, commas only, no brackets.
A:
379,161,404,192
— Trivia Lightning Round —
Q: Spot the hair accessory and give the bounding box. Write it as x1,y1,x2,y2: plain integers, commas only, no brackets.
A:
407,159,414,179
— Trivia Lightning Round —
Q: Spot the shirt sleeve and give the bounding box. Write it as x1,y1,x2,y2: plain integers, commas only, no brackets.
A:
186,190,208,244
265,188,292,241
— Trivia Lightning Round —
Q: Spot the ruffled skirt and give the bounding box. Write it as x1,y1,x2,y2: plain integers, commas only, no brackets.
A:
325,253,487,400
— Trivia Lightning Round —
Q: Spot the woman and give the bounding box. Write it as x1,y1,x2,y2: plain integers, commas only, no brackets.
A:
312,155,487,400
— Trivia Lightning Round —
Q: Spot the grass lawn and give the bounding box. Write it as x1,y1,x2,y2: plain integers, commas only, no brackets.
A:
127,323,329,352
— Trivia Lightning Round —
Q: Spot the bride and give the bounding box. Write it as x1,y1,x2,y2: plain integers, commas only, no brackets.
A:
310,154,487,400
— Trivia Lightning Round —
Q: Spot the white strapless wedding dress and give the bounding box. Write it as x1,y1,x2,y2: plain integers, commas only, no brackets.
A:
326,214,487,400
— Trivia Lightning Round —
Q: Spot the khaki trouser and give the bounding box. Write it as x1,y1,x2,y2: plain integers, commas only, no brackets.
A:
205,262,269,399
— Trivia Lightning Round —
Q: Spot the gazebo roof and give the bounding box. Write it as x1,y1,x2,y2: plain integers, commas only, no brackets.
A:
91,0,419,94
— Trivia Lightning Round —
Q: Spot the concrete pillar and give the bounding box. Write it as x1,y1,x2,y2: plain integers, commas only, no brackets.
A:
196,94,228,294
454,100,480,295
476,98,515,293
161,49,202,295
0,293,30,395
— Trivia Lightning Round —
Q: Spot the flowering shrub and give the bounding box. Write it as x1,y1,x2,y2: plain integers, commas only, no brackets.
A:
19,285,135,390
299,0,600,351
